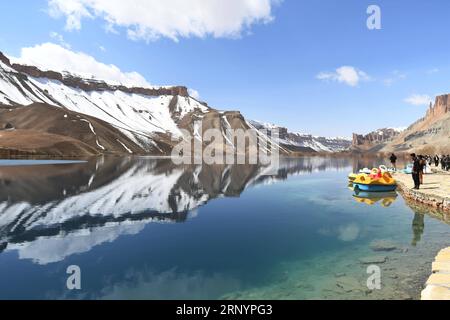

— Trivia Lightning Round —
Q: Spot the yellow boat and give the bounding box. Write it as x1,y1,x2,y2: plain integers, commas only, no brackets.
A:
348,173,358,182
353,169,397,192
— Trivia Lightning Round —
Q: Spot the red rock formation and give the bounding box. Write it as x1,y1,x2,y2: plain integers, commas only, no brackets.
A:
426,95,450,121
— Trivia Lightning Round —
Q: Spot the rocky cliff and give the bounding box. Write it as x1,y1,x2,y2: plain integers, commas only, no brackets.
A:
352,94,450,154
426,95,450,120
352,128,404,151
0,51,189,97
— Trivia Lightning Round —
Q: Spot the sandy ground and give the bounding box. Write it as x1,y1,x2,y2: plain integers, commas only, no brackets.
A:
394,171,450,199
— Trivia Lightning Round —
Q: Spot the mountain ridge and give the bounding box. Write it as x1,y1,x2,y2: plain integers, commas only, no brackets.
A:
250,120,352,153
0,50,349,157
352,94,450,154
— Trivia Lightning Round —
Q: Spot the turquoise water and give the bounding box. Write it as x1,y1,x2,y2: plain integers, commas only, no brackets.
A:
0,157,448,300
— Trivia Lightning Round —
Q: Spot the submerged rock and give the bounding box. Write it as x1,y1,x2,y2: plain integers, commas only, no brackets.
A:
336,276,363,293
370,240,398,252
359,256,388,264
335,273,347,278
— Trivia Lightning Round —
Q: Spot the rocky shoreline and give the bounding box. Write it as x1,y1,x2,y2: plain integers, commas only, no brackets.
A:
395,173,450,215
396,173,450,300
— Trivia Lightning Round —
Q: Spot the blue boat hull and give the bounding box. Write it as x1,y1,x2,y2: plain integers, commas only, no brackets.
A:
353,183,397,192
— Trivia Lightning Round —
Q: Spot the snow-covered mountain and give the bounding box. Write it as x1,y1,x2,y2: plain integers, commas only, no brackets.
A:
0,52,214,155
0,51,293,157
0,50,350,156
250,120,352,153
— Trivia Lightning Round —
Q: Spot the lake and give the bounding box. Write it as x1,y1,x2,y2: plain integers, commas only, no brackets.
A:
0,156,449,300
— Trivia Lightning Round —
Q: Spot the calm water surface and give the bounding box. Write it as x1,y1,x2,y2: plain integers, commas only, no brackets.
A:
0,156,449,300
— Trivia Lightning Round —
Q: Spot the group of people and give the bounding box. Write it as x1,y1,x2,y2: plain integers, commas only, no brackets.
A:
434,155,450,171
410,154,449,190
389,153,449,190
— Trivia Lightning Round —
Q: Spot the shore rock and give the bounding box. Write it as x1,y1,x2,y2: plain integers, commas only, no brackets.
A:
359,256,388,264
370,240,398,252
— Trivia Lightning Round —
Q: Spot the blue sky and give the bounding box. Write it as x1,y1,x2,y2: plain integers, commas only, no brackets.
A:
0,0,449,137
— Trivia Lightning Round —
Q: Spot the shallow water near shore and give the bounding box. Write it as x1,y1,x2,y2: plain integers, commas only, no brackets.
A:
0,156,448,300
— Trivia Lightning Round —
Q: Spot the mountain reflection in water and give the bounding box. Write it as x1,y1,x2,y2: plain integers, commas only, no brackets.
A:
1,156,450,300
0,156,352,265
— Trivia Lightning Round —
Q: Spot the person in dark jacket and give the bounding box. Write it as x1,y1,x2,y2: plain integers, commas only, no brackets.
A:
390,153,398,170
411,153,421,190
434,155,440,167
418,155,426,185
441,155,449,171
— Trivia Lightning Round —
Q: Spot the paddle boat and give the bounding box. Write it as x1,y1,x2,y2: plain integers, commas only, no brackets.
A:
359,168,372,174
350,165,388,182
379,165,397,173
353,168,397,192
402,164,413,174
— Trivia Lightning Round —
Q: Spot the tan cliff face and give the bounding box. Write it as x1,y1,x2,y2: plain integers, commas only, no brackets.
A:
352,94,450,154
352,128,402,151
428,95,450,120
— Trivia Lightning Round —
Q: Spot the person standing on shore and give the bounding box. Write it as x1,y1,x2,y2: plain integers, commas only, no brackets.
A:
434,155,440,167
418,155,426,185
411,153,421,190
390,153,398,170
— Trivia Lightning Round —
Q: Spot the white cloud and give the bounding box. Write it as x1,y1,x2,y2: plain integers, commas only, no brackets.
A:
383,78,394,86
337,223,360,242
316,66,370,87
47,0,278,41
383,70,406,86
49,31,71,49
188,89,200,100
11,42,151,87
404,94,433,106
427,68,439,74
